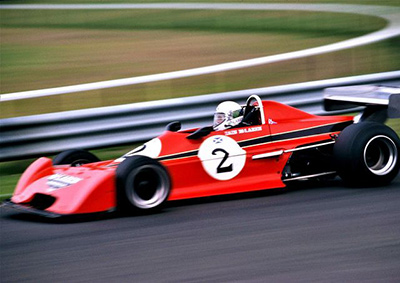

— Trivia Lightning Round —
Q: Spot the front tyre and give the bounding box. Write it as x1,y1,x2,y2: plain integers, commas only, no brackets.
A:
53,149,100,166
334,122,400,186
116,156,171,213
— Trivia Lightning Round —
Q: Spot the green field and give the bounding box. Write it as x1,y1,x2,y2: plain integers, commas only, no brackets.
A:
2,0,400,6
1,1,399,199
1,5,399,117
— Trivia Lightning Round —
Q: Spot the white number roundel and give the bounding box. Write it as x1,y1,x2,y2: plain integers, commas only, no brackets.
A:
198,135,246,181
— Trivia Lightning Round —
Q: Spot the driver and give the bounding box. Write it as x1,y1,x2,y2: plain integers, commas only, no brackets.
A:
213,101,243,131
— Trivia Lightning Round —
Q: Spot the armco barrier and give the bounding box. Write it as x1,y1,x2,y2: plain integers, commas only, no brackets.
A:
1,71,399,161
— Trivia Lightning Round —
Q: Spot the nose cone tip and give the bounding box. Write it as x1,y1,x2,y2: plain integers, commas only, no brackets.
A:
11,194,26,203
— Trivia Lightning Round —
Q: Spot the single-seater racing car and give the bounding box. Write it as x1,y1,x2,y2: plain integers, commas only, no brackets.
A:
4,85,400,217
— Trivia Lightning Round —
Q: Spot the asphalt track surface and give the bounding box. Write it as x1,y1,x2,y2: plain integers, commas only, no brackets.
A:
1,175,400,282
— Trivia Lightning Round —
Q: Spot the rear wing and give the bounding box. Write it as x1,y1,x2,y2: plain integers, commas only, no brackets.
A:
324,85,400,122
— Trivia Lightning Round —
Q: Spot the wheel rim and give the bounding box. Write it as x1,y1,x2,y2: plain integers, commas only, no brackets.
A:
126,164,169,209
364,135,398,176
71,159,90,167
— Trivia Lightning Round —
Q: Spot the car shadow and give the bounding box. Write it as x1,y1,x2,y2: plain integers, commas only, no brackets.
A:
167,177,343,209
1,207,117,224
3,174,398,224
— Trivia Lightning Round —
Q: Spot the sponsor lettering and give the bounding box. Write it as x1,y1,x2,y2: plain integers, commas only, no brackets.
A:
238,126,262,134
47,173,82,190
225,130,237,136
225,126,262,136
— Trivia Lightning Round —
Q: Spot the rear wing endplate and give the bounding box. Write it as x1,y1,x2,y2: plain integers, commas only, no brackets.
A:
324,85,400,122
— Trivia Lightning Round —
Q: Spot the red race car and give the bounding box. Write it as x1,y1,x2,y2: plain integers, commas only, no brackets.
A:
5,86,400,217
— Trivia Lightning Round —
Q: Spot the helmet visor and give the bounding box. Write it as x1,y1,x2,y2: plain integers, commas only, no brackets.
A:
213,113,225,128
232,109,242,119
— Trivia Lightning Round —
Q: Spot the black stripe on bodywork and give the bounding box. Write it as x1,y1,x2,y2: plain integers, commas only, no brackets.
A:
238,135,272,147
270,121,352,144
157,121,352,161
158,150,198,161
238,121,351,148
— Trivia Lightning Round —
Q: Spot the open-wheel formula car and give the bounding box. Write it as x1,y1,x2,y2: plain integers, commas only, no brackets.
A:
4,85,400,217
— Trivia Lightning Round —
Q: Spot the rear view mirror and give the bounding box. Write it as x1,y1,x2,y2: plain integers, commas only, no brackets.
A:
166,121,181,132
186,126,213,140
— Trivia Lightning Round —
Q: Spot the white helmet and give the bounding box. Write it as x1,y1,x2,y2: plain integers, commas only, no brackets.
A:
213,101,243,131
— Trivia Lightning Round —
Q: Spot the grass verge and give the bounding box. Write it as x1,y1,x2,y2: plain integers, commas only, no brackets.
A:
1,0,400,7
1,8,395,118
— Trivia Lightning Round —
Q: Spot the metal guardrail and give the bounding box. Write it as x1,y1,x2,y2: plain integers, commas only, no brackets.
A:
1,71,399,161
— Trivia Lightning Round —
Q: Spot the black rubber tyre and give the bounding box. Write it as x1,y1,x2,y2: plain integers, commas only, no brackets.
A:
53,149,100,166
334,122,400,187
116,156,171,213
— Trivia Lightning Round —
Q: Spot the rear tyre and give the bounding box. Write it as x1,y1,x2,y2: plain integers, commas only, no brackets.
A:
53,149,100,166
116,156,171,214
334,122,400,187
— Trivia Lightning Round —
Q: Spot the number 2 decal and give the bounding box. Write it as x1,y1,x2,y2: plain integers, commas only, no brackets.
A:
212,148,233,173
198,135,246,181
